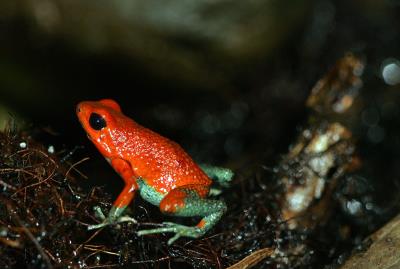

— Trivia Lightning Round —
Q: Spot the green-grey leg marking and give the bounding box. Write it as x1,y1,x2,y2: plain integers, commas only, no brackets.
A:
200,164,234,187
137,187,227,245
87,205,137,230
137,178,165,206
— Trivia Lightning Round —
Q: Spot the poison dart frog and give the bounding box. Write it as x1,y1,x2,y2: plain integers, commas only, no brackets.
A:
76,99,233,245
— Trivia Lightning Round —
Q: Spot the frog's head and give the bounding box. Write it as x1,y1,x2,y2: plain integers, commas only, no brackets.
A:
76,99,125,158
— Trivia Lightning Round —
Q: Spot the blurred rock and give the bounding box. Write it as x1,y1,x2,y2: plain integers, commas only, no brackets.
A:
0,0,311,90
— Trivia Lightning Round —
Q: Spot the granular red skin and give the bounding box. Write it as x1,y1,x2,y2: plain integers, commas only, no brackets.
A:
160,189,187,213
196,219,207,228
159,185,210,213
76,100,212,197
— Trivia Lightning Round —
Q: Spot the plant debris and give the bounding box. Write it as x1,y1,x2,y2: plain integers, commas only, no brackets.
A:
278,54,364,230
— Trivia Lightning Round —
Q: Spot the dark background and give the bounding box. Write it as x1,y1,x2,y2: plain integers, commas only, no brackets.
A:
0,1,400,267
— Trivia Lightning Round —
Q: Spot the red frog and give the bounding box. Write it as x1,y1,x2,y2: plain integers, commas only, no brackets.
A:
76,99,233,244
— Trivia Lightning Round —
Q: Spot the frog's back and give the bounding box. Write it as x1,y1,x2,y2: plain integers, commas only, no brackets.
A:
121,119,212,194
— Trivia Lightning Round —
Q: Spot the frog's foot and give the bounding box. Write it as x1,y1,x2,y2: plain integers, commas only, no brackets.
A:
87,206,137,230
137,184,227,244
137,222,205,245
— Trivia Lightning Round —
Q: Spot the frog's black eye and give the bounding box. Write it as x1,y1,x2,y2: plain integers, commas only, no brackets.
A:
89,113,107,130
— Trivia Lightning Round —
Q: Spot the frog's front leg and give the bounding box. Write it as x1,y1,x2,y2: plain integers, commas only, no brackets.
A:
137,184,227,245
88,158,138,230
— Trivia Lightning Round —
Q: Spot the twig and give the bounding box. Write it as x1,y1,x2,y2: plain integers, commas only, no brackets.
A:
227,248,274,269
0,178,17,190
66,157,90,179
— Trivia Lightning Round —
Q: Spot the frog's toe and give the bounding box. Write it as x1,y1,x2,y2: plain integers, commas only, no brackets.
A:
167,233,182,245
93,206,107,220
136,225,176,236
87,220,110,230
137,222,204,245
164,223,204,245
161,221,183,227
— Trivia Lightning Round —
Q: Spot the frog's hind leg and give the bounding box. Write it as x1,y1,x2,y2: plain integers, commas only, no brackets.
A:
200,164,233,187
137,185,227,245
